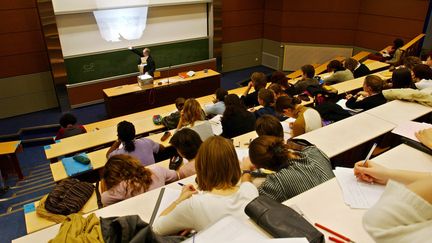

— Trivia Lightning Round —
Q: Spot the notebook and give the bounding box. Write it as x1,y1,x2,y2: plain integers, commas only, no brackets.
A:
62,153,93,177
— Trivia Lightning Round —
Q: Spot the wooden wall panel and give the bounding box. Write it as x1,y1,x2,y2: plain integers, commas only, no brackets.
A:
283,0,360,12
222,10,263,27
0,52,49,78
222,25,263,43
280,28,356,45
0,9,41,33
222,0,263,11
0,31,46,56
0,0,35,9
360,0,428,21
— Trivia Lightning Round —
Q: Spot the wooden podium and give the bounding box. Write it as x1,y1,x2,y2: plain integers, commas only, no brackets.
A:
103,70,221,117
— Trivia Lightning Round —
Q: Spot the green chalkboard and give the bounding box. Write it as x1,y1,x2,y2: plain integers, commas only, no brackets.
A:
64,38,209,84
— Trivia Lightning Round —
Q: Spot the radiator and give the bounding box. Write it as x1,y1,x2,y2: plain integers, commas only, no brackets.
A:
262,52,280,70
282,45,353,71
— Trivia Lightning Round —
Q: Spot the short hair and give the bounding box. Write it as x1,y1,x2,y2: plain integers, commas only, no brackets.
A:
117,121,136,152
255,115,284,138
268,83,284,96
170,128,202,160
327,60,345,72
403,56,422,70
364,75,384,93
143,48,150,54
344,58,358,72
301,64,315,78
195,136,241,191
251,72,267,90
413,64,432,80
258,89,275,106
270,71,289,89
393,38,404,49
275,96,302,112
215,88,228,102
59,113,78,128
175,97,185,111
249,135,291,171
392,68,413,89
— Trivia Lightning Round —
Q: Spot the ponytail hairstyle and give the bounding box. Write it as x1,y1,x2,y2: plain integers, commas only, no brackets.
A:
117,121,136,152
103,154,153,196
249,135,298,171
275,96,301,113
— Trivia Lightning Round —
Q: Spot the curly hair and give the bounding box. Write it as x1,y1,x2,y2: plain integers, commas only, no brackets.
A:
103,154,153,197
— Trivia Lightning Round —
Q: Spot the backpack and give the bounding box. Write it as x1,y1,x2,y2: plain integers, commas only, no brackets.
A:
45,178,94,215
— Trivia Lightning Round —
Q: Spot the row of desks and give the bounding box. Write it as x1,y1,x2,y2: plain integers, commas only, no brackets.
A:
15,142,432,243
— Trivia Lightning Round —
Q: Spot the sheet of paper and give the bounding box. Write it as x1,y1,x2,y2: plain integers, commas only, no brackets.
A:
235,147,249,161
281,118,296,140
154,187,181,219
333,167,385,209
182,216,268,242
391,121,432,142
208,114,223,135
336,99,363,113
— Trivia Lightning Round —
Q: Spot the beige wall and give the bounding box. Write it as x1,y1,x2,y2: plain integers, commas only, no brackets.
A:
0,72,58,118
221,39,263,72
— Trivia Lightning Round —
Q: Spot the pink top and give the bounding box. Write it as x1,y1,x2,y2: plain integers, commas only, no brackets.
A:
101,165,178,206
178,159,196,179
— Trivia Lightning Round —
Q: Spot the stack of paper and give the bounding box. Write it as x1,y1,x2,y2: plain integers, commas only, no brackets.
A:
281,118,296,141
391,121,432,142
333,167,385,209
208,114,223,136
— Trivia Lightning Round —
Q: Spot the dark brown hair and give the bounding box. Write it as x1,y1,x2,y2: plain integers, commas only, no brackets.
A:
403,56,422,70
103,154,152,196
275,96,301,113
255,115,284,138
215,88,228,102
392,68,414,89
413,64,432,80
195,136,241,191
344,58,358,72
301,64,315,78
327,60,345,72
364,75,384,93
268,83,284,97
270,71,289,89
249,135,295,171
258,88,275,106
251,72,267,90
170,128,202,160
175,97,185,111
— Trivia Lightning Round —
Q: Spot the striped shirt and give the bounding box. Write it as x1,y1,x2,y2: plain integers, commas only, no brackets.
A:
258,146,334,202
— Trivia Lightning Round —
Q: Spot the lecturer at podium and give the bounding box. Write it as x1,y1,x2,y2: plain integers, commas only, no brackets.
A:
128,46,156,77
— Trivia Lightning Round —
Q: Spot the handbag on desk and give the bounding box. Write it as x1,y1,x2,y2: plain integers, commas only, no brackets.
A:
245,195,324,243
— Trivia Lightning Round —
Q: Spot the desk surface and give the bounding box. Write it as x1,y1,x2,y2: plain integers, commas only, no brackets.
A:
297,112,395,158
365,100,432,126
282,143,432,243
104,70,220,98
0,140,21,155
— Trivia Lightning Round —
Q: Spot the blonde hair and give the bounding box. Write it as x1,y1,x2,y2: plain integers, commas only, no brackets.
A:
182,98,204,127
195,136,241,191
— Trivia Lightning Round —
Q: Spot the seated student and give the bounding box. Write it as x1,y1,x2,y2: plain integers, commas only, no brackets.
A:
254,89,281,120
177,98,206,129
242,135,334,202
270,71,295,96
221,94,256,138
107,121,163,166
294,64,319,94
346,75,387,111
369,38,404,64
101,154,178,206
169,128,202,179
204,88,228,116
153,136,258,235
354,128,432,243
391,67,415,89
161,97,185,130
275,96,322,137
268,83,286,100
55,113,87,140
241,72,267,107
344,57,371,78
255,115,284,138
403,56,422,71
385,38,404,66
323,60,354,85
424,52,432,68
413,64,432,90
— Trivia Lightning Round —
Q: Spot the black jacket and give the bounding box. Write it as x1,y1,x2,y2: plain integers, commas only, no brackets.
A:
130,48,156,77
346,92,387,111
221,111,256,138
353,63,371,78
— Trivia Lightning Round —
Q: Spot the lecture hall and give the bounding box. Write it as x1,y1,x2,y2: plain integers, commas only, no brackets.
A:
1,0,432,242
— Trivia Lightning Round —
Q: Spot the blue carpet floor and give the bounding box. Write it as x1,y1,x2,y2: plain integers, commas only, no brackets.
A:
0,65,274,242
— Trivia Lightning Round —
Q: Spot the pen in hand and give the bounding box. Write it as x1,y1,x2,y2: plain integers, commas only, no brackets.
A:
362,143,377,166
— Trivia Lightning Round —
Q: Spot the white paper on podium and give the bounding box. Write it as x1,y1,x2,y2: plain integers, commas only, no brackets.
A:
334,167,385,209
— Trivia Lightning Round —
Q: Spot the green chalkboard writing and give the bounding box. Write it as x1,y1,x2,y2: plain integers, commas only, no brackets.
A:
64,38,209,84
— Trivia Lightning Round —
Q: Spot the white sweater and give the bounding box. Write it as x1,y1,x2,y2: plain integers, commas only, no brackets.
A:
363,180,432,243
153,182,258,235
415,79,432,90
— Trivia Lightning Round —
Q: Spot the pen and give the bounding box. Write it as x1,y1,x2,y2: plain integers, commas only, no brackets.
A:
362,143,377,166
314,223,355,243
329,236,345,243
178,182,185,187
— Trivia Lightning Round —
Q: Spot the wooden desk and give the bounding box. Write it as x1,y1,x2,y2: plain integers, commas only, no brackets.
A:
24,190,99,234
365,100,432,126
352,51,370,62
296,113,396,158
0,140,23,180
363,60,390,72
103,70,221,118
282,143,432,243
